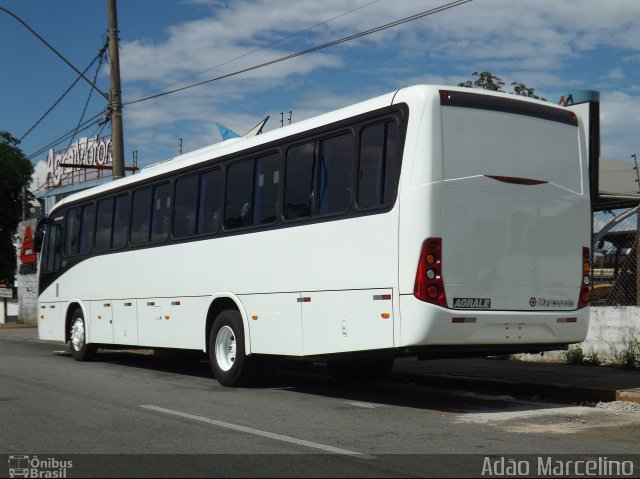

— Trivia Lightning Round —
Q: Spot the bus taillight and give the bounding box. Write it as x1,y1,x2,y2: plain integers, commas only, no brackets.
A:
414,238,447,307
578,246,591,309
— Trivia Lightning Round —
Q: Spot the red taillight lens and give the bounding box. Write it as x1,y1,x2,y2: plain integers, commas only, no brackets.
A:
578,246,591,309
414,238,448,307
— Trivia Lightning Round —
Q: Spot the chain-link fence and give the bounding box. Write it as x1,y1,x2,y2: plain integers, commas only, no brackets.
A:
592,203,640,306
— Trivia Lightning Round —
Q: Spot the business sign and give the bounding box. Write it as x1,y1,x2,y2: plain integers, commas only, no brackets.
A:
46,135,113,188
0,288,12,298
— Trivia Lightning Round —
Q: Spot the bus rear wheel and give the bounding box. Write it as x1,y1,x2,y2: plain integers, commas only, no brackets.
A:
69,308,97,361
209,310,257,387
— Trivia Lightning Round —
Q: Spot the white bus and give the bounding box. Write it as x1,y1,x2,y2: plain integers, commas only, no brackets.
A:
37,85,591,386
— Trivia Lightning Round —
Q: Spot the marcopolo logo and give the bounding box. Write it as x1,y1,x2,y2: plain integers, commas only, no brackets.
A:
529,297,575,309
8,455,73,478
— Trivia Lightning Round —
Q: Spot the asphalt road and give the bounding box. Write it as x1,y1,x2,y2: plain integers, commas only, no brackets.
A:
1,329,639,477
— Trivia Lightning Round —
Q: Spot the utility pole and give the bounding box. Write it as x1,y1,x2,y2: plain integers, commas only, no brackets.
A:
108,0,125,180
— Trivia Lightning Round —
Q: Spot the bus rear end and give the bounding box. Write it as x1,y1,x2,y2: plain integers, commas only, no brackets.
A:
399,87,590,354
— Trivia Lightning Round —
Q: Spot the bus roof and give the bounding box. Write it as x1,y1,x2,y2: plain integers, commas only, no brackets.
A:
47,84,564,213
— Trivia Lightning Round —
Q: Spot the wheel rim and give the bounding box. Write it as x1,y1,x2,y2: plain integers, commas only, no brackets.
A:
215,325,237,372
71,318,85,352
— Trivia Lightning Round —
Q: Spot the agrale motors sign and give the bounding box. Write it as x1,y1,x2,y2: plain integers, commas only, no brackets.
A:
46,135,112,187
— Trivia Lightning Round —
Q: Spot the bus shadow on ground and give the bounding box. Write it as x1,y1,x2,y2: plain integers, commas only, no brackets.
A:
82,349,569,415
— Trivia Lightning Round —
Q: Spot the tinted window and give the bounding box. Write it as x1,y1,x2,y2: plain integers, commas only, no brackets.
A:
198,169,221,235
131,187,152,245
78,204,95,254
224,160,253,229
150,182,172,242
112,194,131,249
174,174,198,238
43,223,62,272
64,207,81,256
284,142,317,220
253,153,280,225
318,133,354,215
358,121,399,208
95,198,114,251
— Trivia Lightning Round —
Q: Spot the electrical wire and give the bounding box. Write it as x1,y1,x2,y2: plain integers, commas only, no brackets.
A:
65,39,109,150
124,0,473,106
18,40,108,144
26,111,105,161
143,0,381,98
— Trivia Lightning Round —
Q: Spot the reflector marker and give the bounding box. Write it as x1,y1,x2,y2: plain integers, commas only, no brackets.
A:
124,302,132,307
171,301,181,306
41,306,46,309
557,317,578,323
381,313,391,319
373,294,392,301
147,301,155,306
452,317,477,324
104,303,111,307
297,297,312,303
49,305,55,309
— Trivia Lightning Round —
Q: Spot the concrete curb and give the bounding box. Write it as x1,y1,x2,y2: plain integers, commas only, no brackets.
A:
394,369,640,405
0,322,37,329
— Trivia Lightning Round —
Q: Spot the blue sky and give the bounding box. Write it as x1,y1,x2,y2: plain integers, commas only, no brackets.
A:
1,0,639,190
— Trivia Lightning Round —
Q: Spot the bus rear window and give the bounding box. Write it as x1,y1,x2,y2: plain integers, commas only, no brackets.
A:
442,107,582,193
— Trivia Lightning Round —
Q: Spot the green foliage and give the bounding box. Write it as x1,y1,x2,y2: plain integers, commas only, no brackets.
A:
583,351,602,366
458,72,545,100
612,335,640,369
0,131,34,285
563,345,585,365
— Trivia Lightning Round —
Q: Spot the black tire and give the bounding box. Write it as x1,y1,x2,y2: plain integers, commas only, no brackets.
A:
327,358,395,382
209,310,257,387
69,307,97,361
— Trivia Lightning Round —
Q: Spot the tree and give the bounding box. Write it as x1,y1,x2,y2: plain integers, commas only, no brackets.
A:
458,71,505,92
458,72,545,100
0,132,34,285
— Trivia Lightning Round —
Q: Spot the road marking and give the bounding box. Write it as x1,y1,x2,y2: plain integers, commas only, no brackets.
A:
140,405,375,460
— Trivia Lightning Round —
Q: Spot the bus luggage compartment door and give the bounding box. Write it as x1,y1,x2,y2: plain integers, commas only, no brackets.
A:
300,289,394,356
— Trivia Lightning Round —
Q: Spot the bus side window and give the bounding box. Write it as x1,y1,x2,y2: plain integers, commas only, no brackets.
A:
357,121,399,209
253,153,280,225
95,198,114,251
112,194,131,249
64,207,81,256
318,133,354,216
131,187,152,245
174,174,198,238
42,223,62,272
78,204,95,254
151,182,172,242
224,159,253,230
198,169,221,235
284,142,317,220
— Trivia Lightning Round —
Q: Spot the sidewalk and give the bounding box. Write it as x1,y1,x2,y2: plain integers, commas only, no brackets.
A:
393,356,640,404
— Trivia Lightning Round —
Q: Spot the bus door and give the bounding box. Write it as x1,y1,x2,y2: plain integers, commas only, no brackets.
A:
37,217,65,341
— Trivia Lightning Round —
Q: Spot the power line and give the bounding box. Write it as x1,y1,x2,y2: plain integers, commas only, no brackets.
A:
125,0,473,106
26,111,105,161
19,40,109,144
65,39,109,150
142,0,381,99
0,6,108,100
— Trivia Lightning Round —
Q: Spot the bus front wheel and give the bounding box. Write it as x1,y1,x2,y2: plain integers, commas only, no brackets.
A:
69,308,97,361
209,310,257,387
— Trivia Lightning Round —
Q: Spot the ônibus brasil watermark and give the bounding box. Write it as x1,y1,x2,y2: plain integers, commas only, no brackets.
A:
8,455,72,478
482,456,636,477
